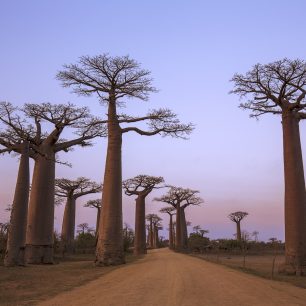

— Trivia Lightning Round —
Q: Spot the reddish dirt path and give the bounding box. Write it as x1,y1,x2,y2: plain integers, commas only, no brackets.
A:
38,248,306,306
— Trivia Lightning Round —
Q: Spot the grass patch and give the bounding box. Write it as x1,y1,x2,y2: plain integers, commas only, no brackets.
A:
190,253,306,289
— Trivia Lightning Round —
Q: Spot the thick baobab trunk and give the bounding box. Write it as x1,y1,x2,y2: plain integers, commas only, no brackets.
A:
95,207,101,236
61,197,76,253
25,151,55,264
175,205,182,251
281,112,306,274
181,209,188,249
154,227,159,248
96,101,125,265
4,141,30,266
134,195,146,255
149,220,154,248
169,214,173,249
236,222,242,242
172,223,176,248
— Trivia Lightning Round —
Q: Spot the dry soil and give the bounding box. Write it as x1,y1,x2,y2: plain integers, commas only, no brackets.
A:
38,248,306,306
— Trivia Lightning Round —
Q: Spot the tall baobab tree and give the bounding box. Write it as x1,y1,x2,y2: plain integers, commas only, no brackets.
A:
77,223,93,235
231,59,306,274
0,103,47,266
152,215,162,249
145,214,161,249
155,186,203,251
122,175,164,255
0,103,35,266
160,207,176,249
55,177,101,252
0,102,106,264
84,199,102,236
228,211,248,242
58,54,193,265
2,139,29,266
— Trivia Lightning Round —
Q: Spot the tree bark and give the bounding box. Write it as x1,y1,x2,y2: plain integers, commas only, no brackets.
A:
149,219,154,248
282,112,306,274
169,214,173,249
152,226,158,248
134,195,146,255
4,141,30,266
95,207,101,237
236,222,242,242
172,223,176,248
175,205,182,251
61,197,76,253
95,100,125,265
25,150,55,264
181,209,188,249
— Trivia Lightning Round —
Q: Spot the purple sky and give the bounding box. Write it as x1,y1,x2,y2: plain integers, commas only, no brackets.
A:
0,0,305,241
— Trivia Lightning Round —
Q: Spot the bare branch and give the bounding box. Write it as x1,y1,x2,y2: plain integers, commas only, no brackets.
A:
122,175,164,197
55,177,102,199
154,186,203,209
228,211,249,223
57,54,157,103
230,58,306,118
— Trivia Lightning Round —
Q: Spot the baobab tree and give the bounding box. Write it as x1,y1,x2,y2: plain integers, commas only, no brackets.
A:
228,211,248,242
0,102,106,263
55,177,101,252
199,229,209,238
145,214,161,249
3,141,29,266
152,216,163,249
58,54,193,265
160,207,175,249
231,58,306,274
0,103,35,266
84,199,102,236
77,223,93,235
155,186,203,251
193,225,209,237
122,175,164,255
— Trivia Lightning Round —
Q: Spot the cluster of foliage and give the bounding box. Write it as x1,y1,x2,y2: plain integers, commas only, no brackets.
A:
206,239,285,255
188,233,210,253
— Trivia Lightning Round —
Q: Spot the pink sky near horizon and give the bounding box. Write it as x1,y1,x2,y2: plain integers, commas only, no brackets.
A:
1,1,306,242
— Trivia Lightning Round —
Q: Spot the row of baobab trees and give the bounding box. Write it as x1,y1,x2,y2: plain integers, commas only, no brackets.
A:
1,54,306,275
1,54,193,266
53,175,204,257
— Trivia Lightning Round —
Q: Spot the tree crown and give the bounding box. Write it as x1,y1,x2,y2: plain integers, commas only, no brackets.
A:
228,211,248,223
57,54,156,102
122,175,164,197
159,206,176,215
84,199,102,209
154,186,203,209
55,177,101,201
230,58,306,119
57,54,194,139
0,102,107,159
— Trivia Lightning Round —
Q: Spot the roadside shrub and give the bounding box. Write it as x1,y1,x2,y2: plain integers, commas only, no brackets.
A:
188,233,210,253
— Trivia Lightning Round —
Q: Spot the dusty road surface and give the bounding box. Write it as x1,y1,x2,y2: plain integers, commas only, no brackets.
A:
38,248,306,306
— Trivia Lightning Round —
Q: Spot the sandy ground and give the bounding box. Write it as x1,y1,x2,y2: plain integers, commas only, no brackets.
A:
38,248,306,306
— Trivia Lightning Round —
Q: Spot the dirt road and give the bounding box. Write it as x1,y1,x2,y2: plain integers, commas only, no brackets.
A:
38,248,306,306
